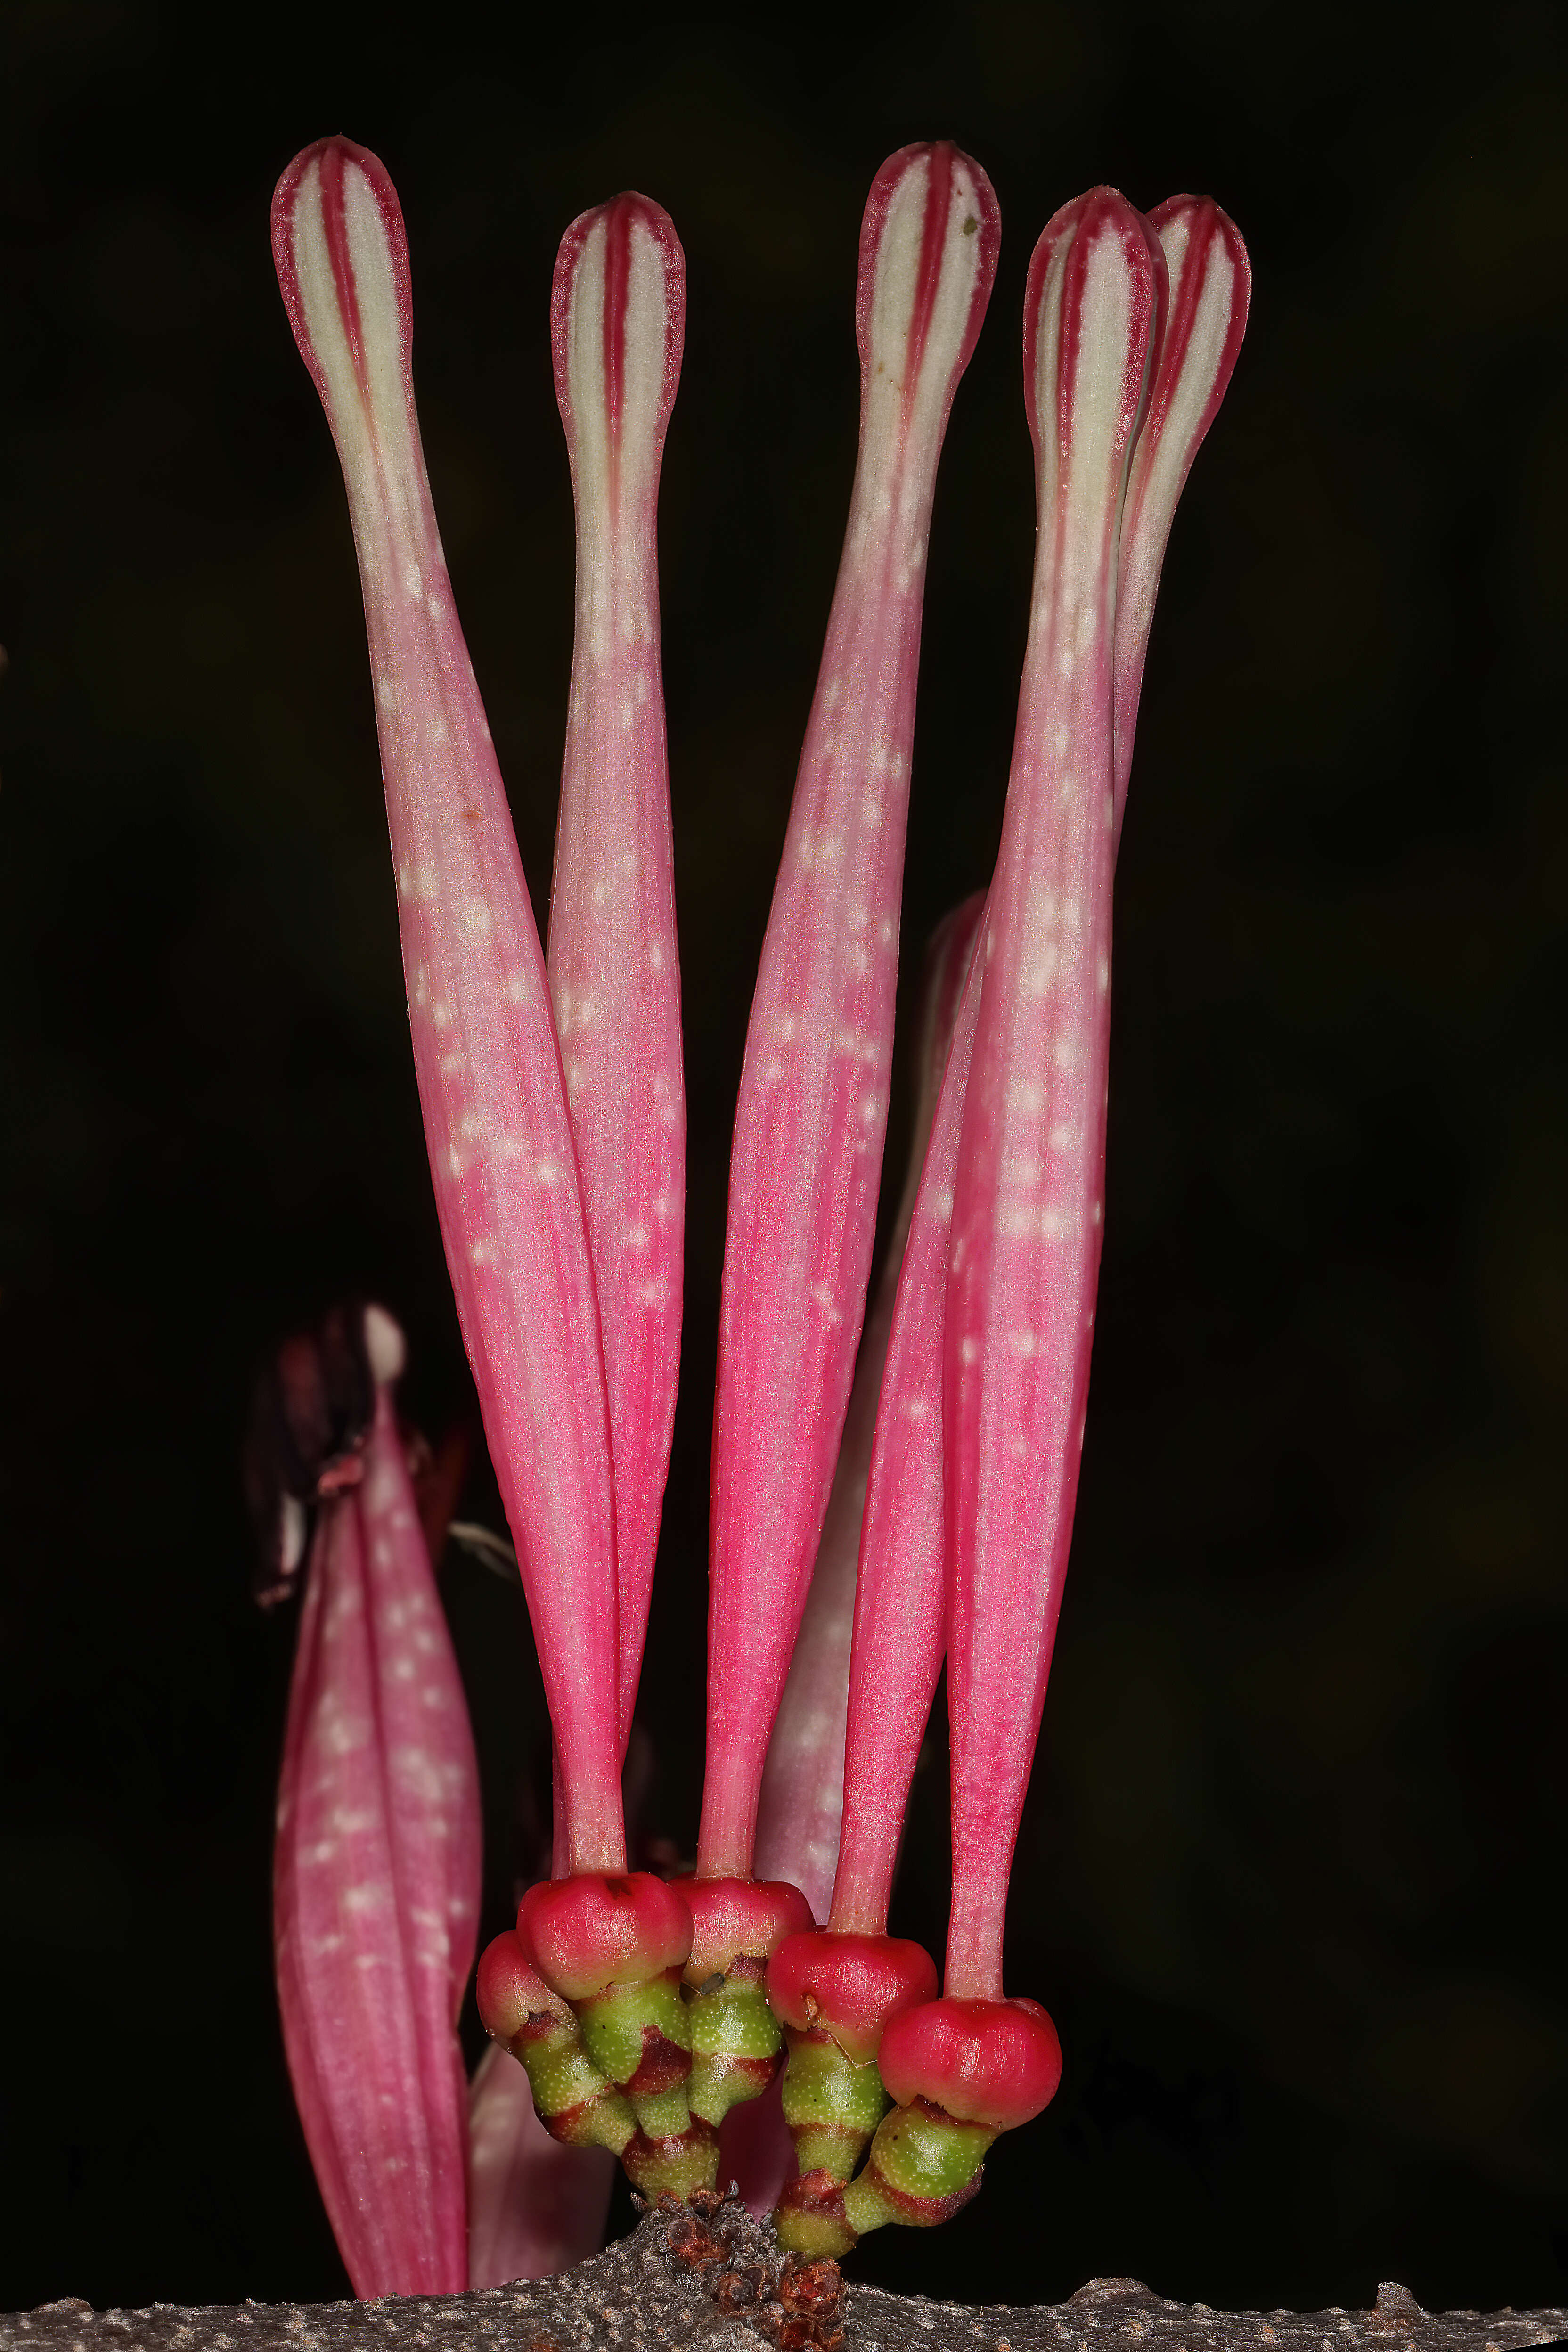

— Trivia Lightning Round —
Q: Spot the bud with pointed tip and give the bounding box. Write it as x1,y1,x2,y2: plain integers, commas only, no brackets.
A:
273,1306,480,2298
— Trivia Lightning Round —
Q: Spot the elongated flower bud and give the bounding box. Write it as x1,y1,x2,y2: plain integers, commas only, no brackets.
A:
943,188,1161,2008
273,1307,480,2297
548,196,686,1748
767,899,983,2255
701,139,1000,1884
829,190,1250,2253
827,893,985,1940
271,138,623,1875
754,894,984,1924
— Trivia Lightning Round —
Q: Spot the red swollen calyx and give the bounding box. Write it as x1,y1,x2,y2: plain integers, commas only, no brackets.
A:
877,1996,1062,2131
679,1876,815,1985
767,1929,937,2064
521,1871,693,2004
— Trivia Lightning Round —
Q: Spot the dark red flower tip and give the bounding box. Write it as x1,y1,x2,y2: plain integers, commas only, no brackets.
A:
765,1930,938,2065
520,1870,694,2002
876,1995,1062,2130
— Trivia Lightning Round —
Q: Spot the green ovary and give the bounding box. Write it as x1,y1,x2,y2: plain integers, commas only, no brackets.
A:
577,1969,691,2106
779,2026,890,2180
515,2023,634,2155
842,2103,996,2237
686,1974,783,2124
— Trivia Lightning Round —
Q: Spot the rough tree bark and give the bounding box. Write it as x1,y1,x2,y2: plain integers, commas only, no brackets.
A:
5,2192,1564,2352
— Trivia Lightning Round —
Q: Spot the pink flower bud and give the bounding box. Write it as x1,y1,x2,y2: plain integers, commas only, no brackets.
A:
272,1306,480,2297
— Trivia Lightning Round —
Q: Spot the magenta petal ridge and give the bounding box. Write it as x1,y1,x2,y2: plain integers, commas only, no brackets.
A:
1114,196,1250,829
756,894,984,1925
548,194,687,1748
827,895,986,1935
467,2040,616,2286
943,190,1162,2003
271,139,623,1873
699,141,1000,1879
273,1307,481,2298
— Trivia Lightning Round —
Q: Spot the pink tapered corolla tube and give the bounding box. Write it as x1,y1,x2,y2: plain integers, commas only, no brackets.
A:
755,893,985,1925
943,189,1163,2003
271,140,623,1874
467,2039,617,2286
812,192,1250,2241
548,196,686,1749
826,894,985,1936
700,141,1000,1880
839,194,1250,1944
273,1306,481,2297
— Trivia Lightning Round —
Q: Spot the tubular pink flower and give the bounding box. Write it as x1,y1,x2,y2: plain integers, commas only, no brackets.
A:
942,188,1163,2005
699,141,1000,1880
754,895,984,1922
271,139,623,1875
547,196,686,1748
826,893,985,1936
1114,196,1251,831
467,2040,616,2286
273,1305,481,2298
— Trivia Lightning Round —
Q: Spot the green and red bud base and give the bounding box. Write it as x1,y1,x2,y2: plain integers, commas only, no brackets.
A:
676,1876,815,2127
513,1874,719,2195
765,1930,938,2198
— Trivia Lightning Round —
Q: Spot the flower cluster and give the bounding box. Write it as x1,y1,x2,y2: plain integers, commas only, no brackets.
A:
265,133,1247,2293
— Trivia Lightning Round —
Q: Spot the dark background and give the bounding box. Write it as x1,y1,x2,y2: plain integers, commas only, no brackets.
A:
2,0,1566,2318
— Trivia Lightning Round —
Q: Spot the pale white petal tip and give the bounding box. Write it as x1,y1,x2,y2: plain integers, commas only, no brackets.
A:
364,1302,407,1387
